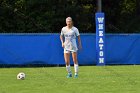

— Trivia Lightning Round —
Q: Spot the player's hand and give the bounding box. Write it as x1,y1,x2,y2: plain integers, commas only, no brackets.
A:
62,43,65,48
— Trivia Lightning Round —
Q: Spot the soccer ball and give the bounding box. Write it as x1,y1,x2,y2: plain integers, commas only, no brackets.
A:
17,72,25,80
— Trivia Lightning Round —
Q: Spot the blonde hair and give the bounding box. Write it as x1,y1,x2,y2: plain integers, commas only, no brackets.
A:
66,17,72,22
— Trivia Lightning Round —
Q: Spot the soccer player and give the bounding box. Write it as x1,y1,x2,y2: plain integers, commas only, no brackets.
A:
60,17,82,78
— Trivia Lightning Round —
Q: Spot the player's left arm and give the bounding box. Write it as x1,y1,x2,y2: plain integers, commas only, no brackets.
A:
78,35,82,49
75,28,82,49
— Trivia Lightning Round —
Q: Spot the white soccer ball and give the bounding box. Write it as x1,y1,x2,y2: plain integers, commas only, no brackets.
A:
17,72,25,80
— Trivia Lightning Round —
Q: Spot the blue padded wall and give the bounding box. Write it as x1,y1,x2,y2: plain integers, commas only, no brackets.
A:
0,34,139,65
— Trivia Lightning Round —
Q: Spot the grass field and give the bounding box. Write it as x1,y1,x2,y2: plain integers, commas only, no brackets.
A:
0,65,140,93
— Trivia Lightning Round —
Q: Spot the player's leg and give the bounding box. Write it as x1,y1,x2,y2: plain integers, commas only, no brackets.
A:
64,50,72,78
72,52,79,78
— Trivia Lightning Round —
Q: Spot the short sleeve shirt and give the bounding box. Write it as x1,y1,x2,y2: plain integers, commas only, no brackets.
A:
61,26,80,51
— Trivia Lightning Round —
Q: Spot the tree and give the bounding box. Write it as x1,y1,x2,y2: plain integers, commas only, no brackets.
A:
0,0,139,33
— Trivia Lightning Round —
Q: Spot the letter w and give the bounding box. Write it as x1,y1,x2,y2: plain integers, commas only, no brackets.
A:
98,18,104,23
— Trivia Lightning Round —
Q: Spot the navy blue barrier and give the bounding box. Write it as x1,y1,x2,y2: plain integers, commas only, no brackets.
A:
0,33,140,65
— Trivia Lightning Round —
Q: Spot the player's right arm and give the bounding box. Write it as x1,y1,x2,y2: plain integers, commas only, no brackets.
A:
60,35,65,48
60,28,65,48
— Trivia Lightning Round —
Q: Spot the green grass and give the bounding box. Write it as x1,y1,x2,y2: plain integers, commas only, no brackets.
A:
0,65,140,93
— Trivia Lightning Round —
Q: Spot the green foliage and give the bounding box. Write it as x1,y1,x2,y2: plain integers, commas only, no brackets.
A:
0,0,140,33
103,0,140,33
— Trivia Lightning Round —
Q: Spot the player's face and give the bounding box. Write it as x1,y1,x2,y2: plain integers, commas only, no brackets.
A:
66,20,72,27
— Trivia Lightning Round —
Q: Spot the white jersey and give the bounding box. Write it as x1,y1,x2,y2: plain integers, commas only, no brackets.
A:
61,26,80,52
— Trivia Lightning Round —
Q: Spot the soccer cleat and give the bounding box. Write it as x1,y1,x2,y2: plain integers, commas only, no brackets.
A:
74,74,78,78
66,73,72,78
